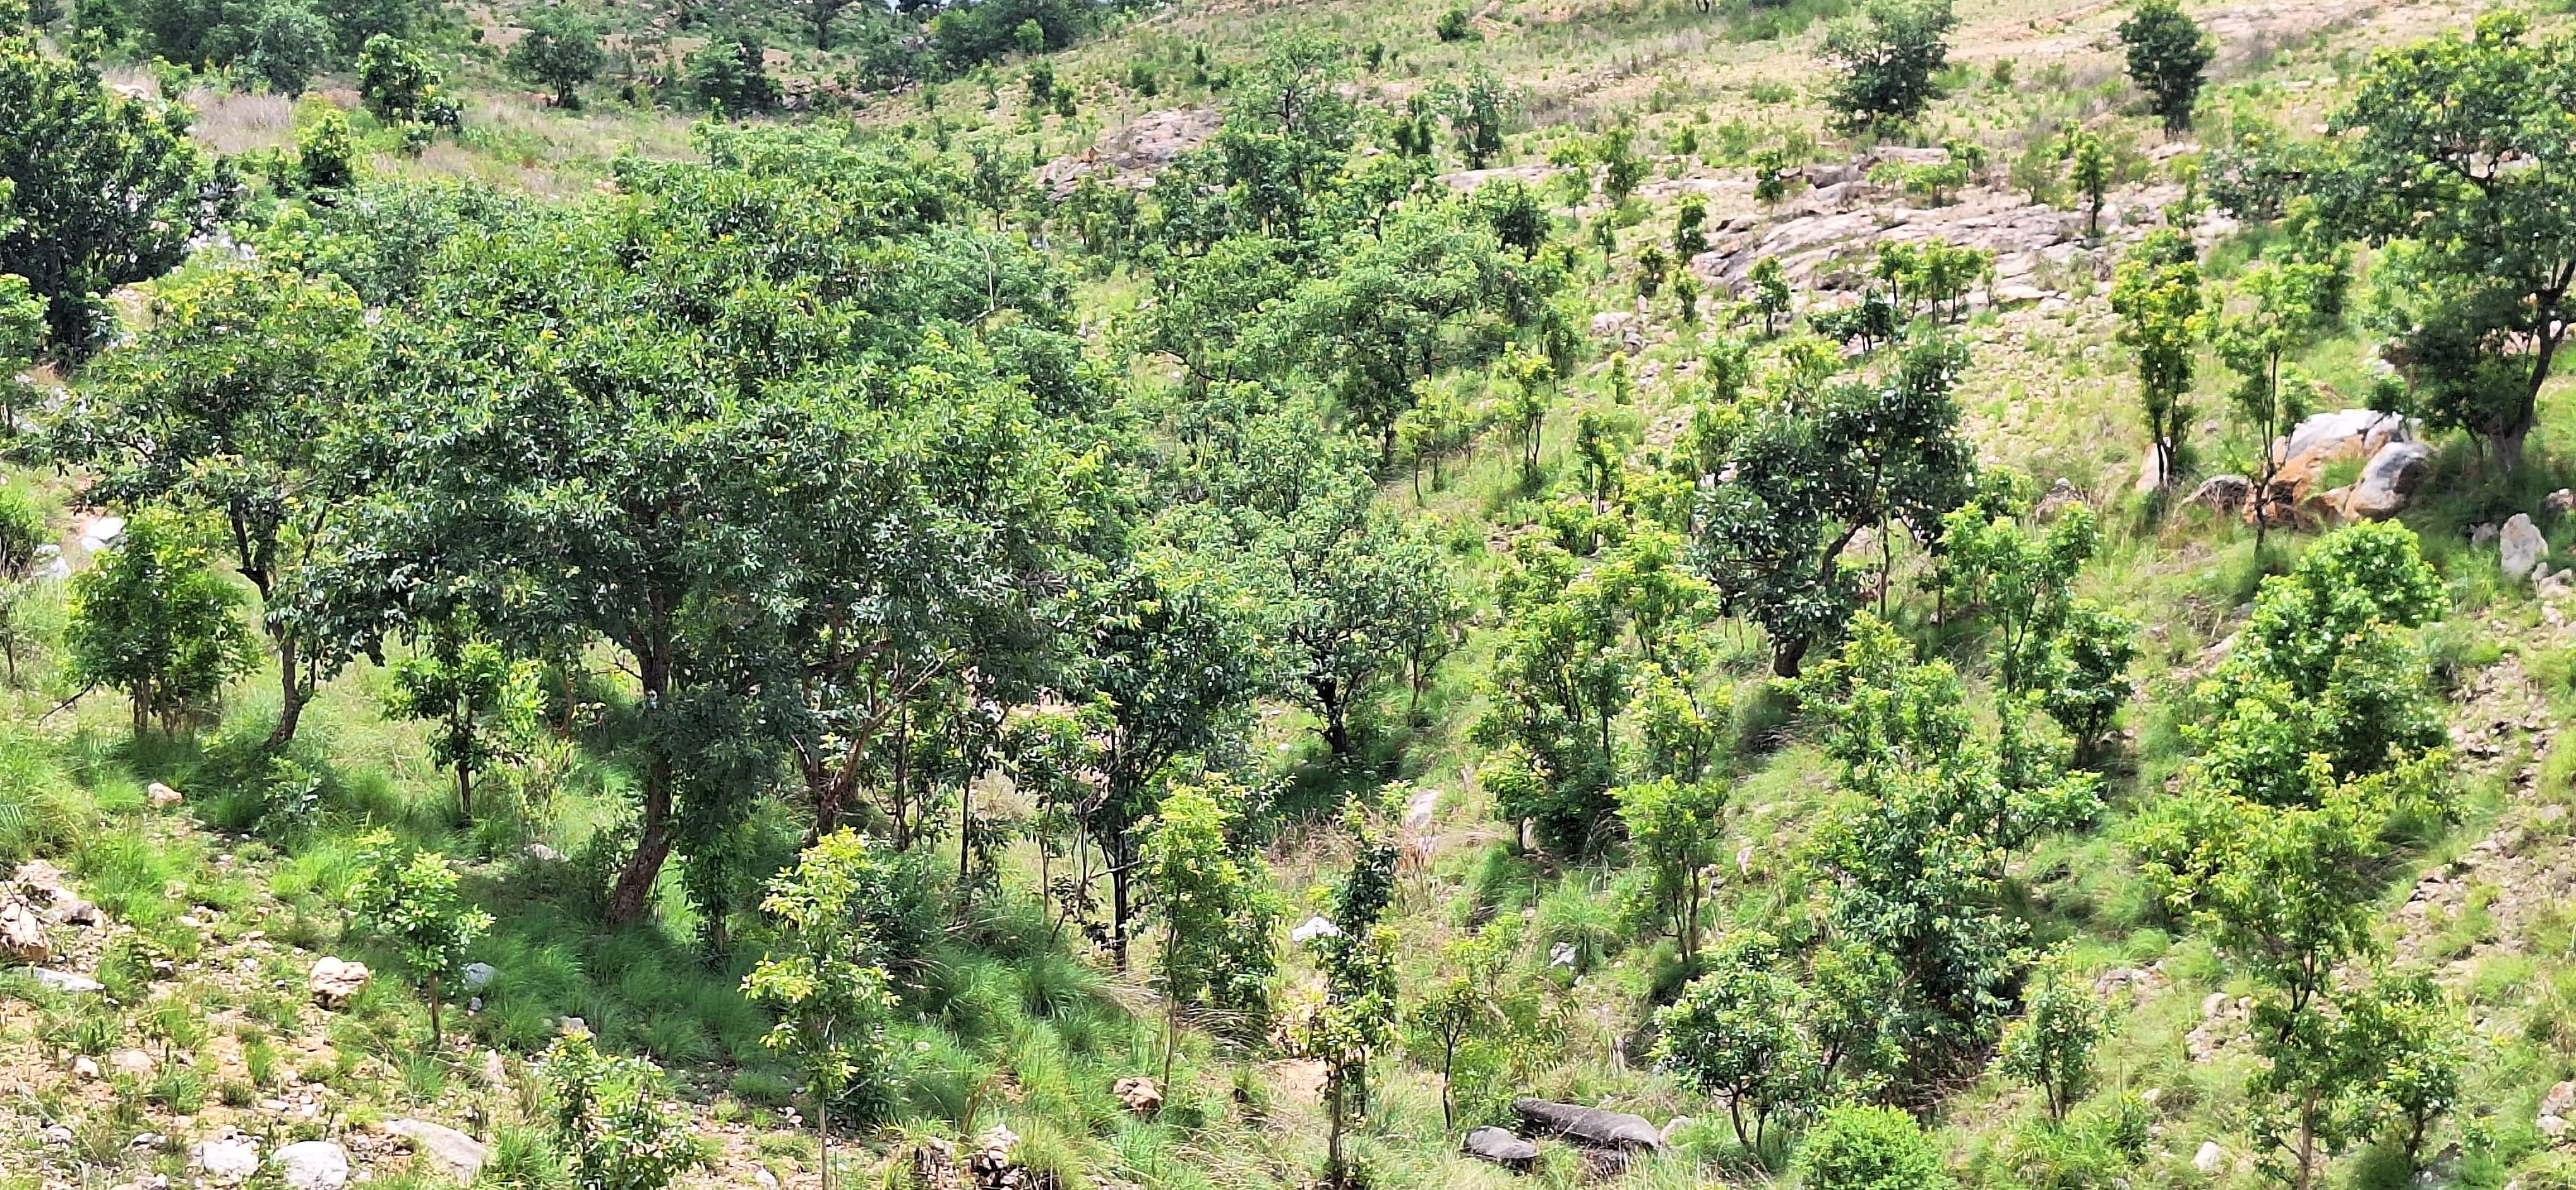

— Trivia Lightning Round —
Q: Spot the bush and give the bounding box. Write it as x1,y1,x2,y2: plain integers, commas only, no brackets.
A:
1434,6,1472,40
1793,1104,1953,1190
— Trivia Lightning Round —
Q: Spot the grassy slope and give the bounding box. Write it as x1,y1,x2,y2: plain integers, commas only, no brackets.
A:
20,1,2576,1189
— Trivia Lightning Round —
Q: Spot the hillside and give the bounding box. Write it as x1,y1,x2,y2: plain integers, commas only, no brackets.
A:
7,0,2576,1189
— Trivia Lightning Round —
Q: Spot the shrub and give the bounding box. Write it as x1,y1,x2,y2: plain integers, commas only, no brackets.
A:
1794,1104,1953,1190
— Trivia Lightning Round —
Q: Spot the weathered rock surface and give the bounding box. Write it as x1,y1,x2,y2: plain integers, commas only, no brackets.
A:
2503,514,2548,583
1037,107,1220,193
2187,474,2251,514
1464,1126,1539,1168
0,896,49,963
309,956,371,1009
198,1131,261,1183
1512,1098,1666,1152
385,1119,489,1182
275,1141,350,1190
1114,1075,1162,1115
2333,440,2431,520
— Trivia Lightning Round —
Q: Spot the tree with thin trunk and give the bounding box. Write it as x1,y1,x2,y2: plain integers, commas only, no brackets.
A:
744,831,901,1190
2110,229,2205,491
49,263,366,752
381,624,542,820
2118,0,2214,134
1139,779,1280,1089
351,831,492,1045
2215,261,2327,553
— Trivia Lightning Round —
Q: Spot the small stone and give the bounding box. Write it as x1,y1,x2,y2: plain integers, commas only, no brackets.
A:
1290,916,1339,943
558,1016,587,1036
2547,489,2574,517
385,1119,489,1182
2195,1141,2224,1174
2503,514,2548,582
0,897,49,963
148,782,181,806
200,1135,261,1182
1463,1125,1540,1168
112,1048,155,1077
1114,1076,1162,1115
754,1173,780,1190
41,1125,72,1147
73,1055,99,1079
35,966,104,993
308,957,371,1010
461,961,497,992
523,843,564,862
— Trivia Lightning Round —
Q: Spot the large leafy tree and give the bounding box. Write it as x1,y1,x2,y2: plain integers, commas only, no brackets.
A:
0,31,211,354
53,265,368,750
2315,11,2576,470
2118,0,2214,133
506,7,603,109
1817,0,1957,131
1691,333,1976,677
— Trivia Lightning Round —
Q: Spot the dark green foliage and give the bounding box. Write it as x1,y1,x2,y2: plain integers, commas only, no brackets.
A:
2118,0,2213,133
687,30,778,116
1817,0,1957,131
64,510,260,736
506,8,602,109
1690,332,1975,676
2313,10,2576,469
1434,5,1471,42
133,0,327,94
0,31,209,354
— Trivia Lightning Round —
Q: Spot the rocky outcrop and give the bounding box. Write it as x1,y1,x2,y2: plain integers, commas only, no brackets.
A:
1037,107,1220,195
0,894,49,963
1464,1126,1539,1169
1114,1075,1162,1115
1512,1098,1666,1152
2329,440,2431,520
2262,409,2424,522
2186,474,2251,514
197,1129,260,1184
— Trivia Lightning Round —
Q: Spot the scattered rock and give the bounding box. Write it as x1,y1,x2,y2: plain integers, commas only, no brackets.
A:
385,1120,489,1182
1512,1098,1667,1153
1464,1125,1539,1169
148,781,182,806
2502,514,2548,583
1290,916,1340,943
2474,522,2501,548
966,1125,1019,1188
522,843,563,863
1549,941,1578,968
2187,474,2251,514
2541,1082,2575,1139
31,966,102,993
0,896,49,963
112,1048,156,1077
2194,1141,2224,1174
73,1055,100,1079
1659,1116,1695,1145
461,962,497,993
2548,489,2575,517
480,1049,510,1088
309,957,370,1009
1114,1076,1162,1115
754,1172,780,1190
198,1132,261,1183
275,1141,351,1190
41,1124,71,1148
558,1016,588,1036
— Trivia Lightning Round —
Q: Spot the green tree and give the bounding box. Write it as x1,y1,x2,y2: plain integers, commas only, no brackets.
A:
2066,129,2111,234
0,272,44,430
1433,4,1470,42
356,33,439,122
2317,11,2576,470
1452,67,1510,168
797,0,849,49
0,484,45,683
1140,778,1280,1084
2118,0,2214,133
0,30,210,352
506,8,602,109
236,0,329,95
1794,1103,1955,1190
1818,0,1958,131
1792,617,2099,1069
1691,333,1976,676
742,831,903,1190
2109,228,2204,489
1405,930,1510,1131
1502,342,1554,479
1289,796,1400,1190
64,510,259,736
1595,120,1645,203
350,829,493,1042
1653,937,1819,1151
54,265,366,750
1614,776,1725,966
688,30,779,116
296,108,352,189
542,1030,712,1190
381,627,541,819
2215,261,2330,549
1750,256,1791,336
2338,970,2466,1172
1995,949,2106,1122
1674,195,1707,258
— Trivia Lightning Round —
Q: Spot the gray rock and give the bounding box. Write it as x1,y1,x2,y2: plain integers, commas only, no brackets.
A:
200,1134,261,1182
2503,514,2548,582
2186,474,2251,514
385,1119,488,1182
2341,441,2432,520
1463,1126,1539,1168
461,962,496,992
275,1141,350,1190
29,966,103,992
1512,1098,1666,1152
2193,1141,2224,1174
2547,489,2574,517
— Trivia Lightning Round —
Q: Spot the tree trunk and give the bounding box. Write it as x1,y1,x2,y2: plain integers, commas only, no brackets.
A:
605,755,674,925
456,762,474,822
1770,635,1808,679
1109,841,1133,970
427,970,443,1043
265,632,306,752
818,1097,830,1190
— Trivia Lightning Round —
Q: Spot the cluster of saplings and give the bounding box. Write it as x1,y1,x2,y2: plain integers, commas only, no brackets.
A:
0,0,2562,1184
